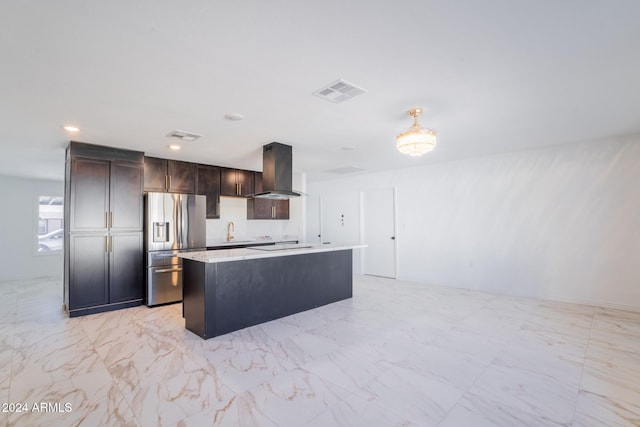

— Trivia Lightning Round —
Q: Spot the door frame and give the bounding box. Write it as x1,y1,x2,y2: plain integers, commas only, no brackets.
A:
359,187,398,278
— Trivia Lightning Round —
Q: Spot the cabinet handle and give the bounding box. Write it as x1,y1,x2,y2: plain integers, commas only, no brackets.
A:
105,212,108,228
240,183,242,195
110,235,113,253
110,212,113,228
105,235,109,253
168,175,172,190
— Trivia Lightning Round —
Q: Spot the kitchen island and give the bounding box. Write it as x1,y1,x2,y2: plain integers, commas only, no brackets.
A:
179,243,365,339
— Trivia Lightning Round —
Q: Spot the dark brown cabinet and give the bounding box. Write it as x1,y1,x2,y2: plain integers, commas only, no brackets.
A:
68,234,109,308
221,168,255,197
64,142,144,317
247,172,290,219
69,158,110,231
196,164,221,219
109,232,144,303
144,156,195,194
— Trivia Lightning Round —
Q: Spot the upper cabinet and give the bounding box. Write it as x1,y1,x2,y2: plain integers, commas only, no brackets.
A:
247,172,289,220
220,168,255,197
69,151,144,232
144,157,195,194
195,164,221,219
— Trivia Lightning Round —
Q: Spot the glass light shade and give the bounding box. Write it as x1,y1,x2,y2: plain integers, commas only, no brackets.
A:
396,125,437,156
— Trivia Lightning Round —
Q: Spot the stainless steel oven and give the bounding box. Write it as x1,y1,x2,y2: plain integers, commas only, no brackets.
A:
147,251,183,306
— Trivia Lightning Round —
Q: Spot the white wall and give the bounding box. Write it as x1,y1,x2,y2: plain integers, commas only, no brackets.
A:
308,134,640,311
0,175,64,282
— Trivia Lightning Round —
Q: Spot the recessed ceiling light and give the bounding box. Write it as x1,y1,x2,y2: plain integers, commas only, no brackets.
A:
168,144,181,150
224,113,245,121
63,125,80,132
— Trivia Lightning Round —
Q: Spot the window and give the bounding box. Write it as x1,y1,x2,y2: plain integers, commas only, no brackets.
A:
37,196,64,253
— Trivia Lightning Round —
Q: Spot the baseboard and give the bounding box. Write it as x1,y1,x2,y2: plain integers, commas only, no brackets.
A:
391,275,640,314
544,294,640,313
67,299,143,318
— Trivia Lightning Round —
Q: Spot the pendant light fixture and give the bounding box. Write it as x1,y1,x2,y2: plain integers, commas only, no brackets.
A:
396,107,437,156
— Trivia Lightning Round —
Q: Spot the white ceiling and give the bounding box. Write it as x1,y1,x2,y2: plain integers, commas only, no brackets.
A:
1,0,639,182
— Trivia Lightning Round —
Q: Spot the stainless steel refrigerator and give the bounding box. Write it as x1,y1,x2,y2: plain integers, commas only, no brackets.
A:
144,192,206,306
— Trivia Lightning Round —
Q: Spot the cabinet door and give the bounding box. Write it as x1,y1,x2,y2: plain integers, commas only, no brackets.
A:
254,172,263,193
247,198,273,219
196,165,221,219
110,161,144,231
168,160,195,193
220,168,239,196
109,232,144,303
68,233,109,309
144,157,168,192
273,199,290,219
70,158,110,231
237,169,255,197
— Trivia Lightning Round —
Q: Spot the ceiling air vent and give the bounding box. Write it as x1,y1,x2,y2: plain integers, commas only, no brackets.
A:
313,79,367,104
166,130,202,142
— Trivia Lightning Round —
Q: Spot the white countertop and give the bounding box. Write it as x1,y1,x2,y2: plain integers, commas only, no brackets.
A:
178,243,366,264
206,236,299,248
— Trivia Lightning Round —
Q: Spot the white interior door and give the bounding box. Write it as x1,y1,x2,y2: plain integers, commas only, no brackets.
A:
361,188,396,278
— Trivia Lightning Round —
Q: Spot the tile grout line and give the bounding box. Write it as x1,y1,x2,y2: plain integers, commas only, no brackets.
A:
6,280,20,425
435,298,542,426
569,304,597,425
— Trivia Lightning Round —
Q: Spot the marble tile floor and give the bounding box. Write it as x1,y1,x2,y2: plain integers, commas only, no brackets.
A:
1,275,640,426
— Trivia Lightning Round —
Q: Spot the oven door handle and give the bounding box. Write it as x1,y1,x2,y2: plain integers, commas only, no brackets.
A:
154,267,183,273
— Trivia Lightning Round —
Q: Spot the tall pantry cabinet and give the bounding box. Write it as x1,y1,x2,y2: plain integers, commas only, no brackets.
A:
64,142,145,317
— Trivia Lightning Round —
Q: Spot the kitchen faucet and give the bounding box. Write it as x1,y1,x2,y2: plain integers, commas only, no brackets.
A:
227,221,235,241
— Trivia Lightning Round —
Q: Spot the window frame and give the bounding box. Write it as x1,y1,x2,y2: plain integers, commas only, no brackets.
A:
34,194,64,256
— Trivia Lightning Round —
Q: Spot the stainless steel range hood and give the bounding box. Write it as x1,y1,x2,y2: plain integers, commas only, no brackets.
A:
250,142,302,199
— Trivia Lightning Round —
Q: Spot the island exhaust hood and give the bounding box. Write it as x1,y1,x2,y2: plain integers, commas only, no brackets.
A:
250,142,302,199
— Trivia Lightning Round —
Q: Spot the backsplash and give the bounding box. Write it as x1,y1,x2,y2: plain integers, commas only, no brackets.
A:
205,197,301,245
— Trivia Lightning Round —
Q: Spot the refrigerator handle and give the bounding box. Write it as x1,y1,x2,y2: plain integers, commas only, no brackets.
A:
178,194,184,249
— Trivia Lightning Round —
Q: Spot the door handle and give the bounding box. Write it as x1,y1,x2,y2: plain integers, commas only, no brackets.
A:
155,267,183,273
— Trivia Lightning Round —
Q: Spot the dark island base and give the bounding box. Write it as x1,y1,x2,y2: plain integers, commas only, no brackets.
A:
183,250,353,339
